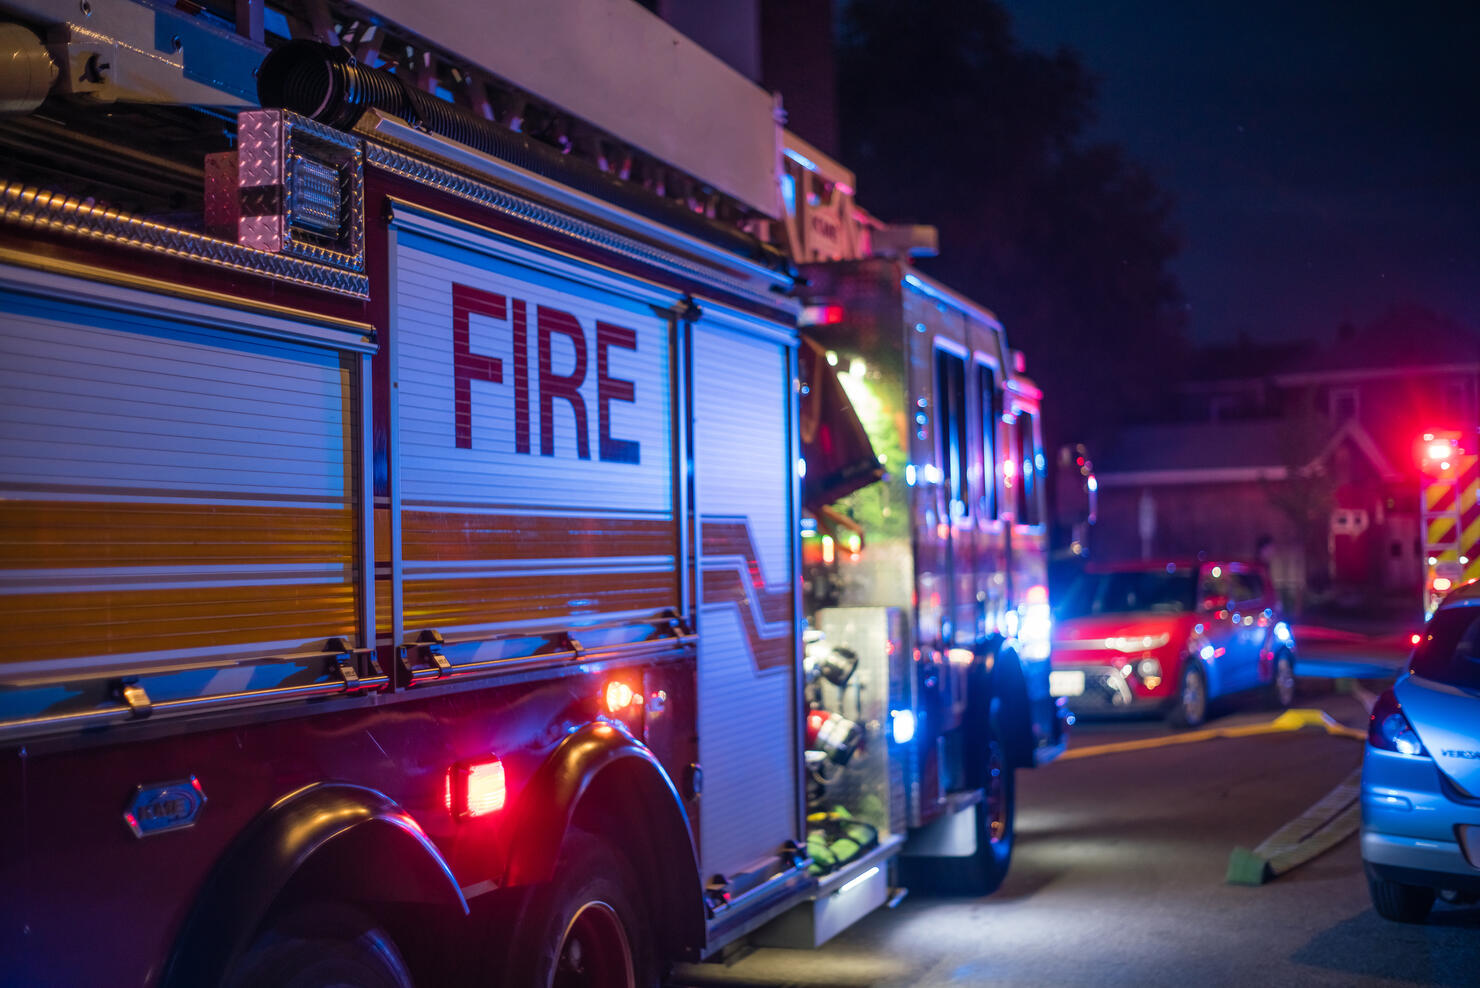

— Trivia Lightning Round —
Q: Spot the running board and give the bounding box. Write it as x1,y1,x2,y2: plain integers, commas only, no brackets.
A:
749,834,903,949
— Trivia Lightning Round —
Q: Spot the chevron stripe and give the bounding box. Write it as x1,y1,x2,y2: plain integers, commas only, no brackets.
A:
1462,490,1480,533
1428,519,1458,548
1457,455,1480,498
1462,514,1480,561
1426,481,1457,514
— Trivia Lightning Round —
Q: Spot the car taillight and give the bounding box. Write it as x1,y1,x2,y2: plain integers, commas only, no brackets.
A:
1368,690,1427,756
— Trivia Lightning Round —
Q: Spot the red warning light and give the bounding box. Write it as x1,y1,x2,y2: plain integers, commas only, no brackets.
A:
1418,430,1467,471
446,757,506,820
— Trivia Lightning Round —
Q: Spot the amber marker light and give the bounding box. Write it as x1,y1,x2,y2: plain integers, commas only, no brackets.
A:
604,679,644,714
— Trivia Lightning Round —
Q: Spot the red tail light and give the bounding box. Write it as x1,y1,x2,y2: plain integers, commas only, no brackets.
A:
1368,690,1426,756
446,757,506,820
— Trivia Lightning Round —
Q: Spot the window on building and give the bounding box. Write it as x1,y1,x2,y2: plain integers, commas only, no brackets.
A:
935,348,969,519
1329,386,1359,421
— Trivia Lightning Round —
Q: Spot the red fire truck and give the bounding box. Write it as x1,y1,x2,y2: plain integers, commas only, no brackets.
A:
0,2,1064,984
1417,429,1480,619
775,132,1065,894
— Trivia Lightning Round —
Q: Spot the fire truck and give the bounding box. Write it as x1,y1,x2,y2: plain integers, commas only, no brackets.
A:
1417,429,1480,618
772,132,1066,896
0,2,1064,984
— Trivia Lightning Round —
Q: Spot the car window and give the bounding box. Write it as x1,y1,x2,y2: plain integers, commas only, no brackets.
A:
1228,572,1260,606
1411,605,1480,689
1243,570,1266,602
1198,568,1232,604
1057,569,1197,619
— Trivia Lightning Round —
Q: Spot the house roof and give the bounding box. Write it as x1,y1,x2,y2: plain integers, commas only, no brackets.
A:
1097,418,1399,486
1098,420,1313,474
1183,307,1480,385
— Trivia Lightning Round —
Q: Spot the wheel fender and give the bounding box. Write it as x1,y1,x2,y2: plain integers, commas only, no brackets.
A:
501,721,706,959
980,637,1035,770
163,782,466,988
1191,651,1221,697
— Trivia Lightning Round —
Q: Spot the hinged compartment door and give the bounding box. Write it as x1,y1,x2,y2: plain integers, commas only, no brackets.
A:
692,315,801,880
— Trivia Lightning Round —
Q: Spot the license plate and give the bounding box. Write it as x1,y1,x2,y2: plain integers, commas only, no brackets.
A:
1050,670,1085,697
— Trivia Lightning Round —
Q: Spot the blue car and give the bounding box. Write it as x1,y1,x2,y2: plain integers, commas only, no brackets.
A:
1361,581,1480,921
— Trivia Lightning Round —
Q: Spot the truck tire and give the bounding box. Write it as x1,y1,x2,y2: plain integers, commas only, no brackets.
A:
504,828,655,988
221,904,413,988
972,726,1017,895
900,716,1016,896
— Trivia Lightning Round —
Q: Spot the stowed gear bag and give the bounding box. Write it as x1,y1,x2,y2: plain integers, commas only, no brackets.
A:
805,808,879,876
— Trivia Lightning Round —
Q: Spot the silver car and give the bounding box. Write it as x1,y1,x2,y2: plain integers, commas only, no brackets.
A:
1361,584,1480,922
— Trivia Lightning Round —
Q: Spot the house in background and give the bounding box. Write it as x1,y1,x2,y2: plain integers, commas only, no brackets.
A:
1094,307,1480,610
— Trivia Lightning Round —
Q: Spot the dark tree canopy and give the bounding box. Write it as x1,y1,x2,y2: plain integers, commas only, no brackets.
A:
838,0,1187,451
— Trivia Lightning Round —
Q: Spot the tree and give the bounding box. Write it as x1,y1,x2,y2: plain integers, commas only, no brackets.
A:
837,0,1187,453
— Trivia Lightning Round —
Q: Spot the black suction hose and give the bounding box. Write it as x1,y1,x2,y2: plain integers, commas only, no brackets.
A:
257,41,793,278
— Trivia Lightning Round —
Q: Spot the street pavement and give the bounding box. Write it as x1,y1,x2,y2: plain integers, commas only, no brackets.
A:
671,634,1480,987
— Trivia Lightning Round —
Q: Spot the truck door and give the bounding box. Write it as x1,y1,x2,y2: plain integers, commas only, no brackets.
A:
691,313,801,886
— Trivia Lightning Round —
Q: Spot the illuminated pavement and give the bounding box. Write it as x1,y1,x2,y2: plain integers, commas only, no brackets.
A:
671,658,1480,987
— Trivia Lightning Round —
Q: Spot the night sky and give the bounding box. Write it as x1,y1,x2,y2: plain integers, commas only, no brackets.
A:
1001,0,1480,345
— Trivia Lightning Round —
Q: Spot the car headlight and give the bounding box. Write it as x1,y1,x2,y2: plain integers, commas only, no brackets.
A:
1137,658,1162,678
1103,633,1170,653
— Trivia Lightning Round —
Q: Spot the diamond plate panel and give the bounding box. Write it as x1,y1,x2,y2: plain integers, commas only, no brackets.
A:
0,179,368,298
237,110,285,187
203,151,239,240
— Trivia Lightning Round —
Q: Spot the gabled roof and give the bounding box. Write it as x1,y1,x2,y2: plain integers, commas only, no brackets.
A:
1097,417,1399,486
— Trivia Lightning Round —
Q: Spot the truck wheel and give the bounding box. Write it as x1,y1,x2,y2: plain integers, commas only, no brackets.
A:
1268,650,1296,709
221,904,413,988
899,718,1016,896
973,729,1017,895
505,829,654,988
1167,660,1208,729
1368,873,1436,923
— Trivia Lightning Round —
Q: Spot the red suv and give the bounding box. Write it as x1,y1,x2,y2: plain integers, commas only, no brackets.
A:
1050,560,1297,727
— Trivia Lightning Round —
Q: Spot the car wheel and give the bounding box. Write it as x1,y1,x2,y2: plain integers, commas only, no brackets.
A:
1368,873,1436,923
504,829,655,988
1269,649,1296,709
1168,660,1208,729
222,904,413,988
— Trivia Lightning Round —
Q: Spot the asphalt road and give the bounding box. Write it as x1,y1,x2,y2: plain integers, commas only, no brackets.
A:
673,646,1480,987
